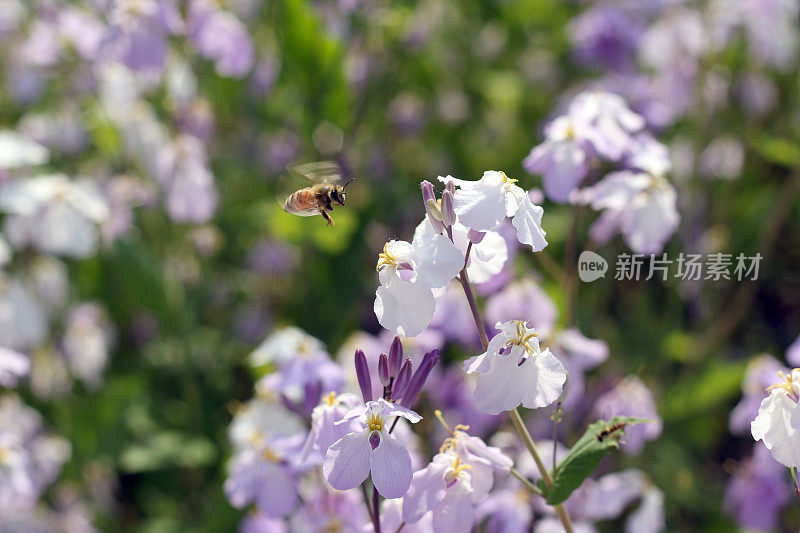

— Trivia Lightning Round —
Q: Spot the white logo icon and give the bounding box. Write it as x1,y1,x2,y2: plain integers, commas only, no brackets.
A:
578,251,608,282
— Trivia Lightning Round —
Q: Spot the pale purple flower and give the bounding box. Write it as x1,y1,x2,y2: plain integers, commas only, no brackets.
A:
58,7,105,61
637,8,706,73
568,91,645,161
0,347,29,388
751,368,800,468
485,279,558,338
440,172,547,251
323,399,421,498
569,4,643,72
18,106,88,157
228,396,304,454
729,355,786,435
224,443,299,518
99,0,181,76
724,443,791,531
301,392,362,464
465,320,566,415
155,136,218,224
624,486,665,533
699,136,744,181
188,0,255,78
61,303,114,389
0,278,48,352
593,376,662,454
290,484,369,532
787,335,800,366
240,513,287,533
523,115,593,203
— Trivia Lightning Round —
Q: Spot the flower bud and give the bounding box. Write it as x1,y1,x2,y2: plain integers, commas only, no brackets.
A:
378,353,390,387
445,180,456,196
400,349,439,407
392,358,413,402
354,349,373,402
388,336,403,377
421,180,445,233
467,229,485,244
441,189,456,226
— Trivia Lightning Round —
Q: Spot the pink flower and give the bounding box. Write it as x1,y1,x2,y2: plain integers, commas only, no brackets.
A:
323,399,421,498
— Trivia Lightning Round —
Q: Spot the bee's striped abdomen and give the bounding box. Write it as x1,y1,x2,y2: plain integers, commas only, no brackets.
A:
284,188,318,214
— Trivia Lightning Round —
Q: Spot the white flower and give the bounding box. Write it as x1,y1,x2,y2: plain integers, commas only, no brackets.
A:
568,91,645,160
0,174,110,258
374,234,463,337
414,219,508,284
751,368,800,468
464,320,566,415
440,172,547,251
0,130,49,169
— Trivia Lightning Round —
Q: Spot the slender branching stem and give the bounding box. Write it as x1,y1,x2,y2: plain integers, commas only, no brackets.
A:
792,467,800,507
456,249,575,533
510,467,544,497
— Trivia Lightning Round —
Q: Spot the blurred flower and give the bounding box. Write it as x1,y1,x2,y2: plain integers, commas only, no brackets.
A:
786,335,800,366
188,0,254,78
465,320,566,415
699,136,744,181
486,278,557,338
0,394,70,511
0,130,49,170
569,4,643,72
751,368,800,468
155,135,218,224
575,136,679,254
730,355,786,435
0,347,28,388
440,172,547,251
61,303,114,389
300,391,362,465
725,443,791,531
593,376,662,454
100,0,181,76
18,106,88,157
0,174,110,258
0,277,48,352
290,484,369,532
323,398,421,498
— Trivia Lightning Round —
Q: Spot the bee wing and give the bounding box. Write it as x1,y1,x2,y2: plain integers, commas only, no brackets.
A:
288,161,342,184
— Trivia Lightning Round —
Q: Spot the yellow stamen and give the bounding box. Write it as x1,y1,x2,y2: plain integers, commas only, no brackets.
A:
445,455,472,483
261,447,279,462
323,391,337,406
766,370,800,397
376,243,396,271
366,412,385,432
0,447,10,465
500,171,518,185
436,410,471,452
505,320,539,358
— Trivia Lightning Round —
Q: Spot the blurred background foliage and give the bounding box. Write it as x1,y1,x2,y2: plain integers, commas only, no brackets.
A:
2,0,800,531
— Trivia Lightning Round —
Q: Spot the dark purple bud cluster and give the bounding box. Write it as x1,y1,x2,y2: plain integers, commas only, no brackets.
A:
353,337,440,407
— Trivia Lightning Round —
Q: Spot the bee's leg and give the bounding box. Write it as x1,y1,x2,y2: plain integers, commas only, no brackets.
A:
321,209,335,227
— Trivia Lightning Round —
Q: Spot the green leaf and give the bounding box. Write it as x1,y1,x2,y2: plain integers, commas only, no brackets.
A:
544,416,651,505
751,134,800,167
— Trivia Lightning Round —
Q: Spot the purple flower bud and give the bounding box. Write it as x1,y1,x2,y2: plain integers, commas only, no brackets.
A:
441,189,456,226
400,349,439,407
445,180,455,196
388,336,403,377
354,349,373,402
378,353,390,386
421,180,445,233
392,358,413,401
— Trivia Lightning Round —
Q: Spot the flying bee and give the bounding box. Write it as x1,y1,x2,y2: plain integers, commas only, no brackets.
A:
595,422,628,442
282,161,354,227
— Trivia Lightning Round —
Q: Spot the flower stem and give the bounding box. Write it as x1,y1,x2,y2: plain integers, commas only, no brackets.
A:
361,483,375,524
372,483,382,533
510,467,544,496
792,467,800,507
509,408,574,533
456,253,575,533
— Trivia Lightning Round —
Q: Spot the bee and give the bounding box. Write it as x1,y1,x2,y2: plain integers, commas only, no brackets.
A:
595,422,628,442
282,161,354,227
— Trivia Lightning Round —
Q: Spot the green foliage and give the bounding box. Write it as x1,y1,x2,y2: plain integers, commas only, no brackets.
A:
542,417,652,505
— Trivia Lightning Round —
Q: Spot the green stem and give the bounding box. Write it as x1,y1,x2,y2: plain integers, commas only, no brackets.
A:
510,467,544,497
791,467,800,507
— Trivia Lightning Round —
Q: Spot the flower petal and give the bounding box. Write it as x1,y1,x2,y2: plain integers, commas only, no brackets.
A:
511,196,547,251
412,233,465,289
374,278,435,338
402,460,449,524
370,432,413,498
323,431,372,491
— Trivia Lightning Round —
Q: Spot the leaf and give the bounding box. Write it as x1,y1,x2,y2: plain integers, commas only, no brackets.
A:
544,416,651,505
751,134,800,167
